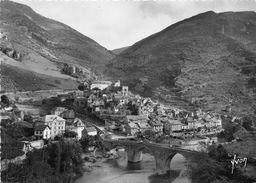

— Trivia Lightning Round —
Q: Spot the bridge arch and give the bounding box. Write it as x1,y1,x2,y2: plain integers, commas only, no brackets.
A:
165,152,179,168
103,140,203,175
135,144,153,155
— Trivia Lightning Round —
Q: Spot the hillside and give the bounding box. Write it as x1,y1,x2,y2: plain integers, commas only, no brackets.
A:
112,46,129,55
106,11,256,115
0,0,114,91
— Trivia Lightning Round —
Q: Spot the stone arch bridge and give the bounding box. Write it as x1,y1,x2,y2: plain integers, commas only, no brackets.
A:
103,139,207,175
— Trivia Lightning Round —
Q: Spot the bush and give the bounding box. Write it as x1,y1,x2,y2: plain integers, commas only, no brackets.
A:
78,84,87,91
63,130,77,138
242,116,254,132
1,95,10,106
208,144,229,162
2,140,83,183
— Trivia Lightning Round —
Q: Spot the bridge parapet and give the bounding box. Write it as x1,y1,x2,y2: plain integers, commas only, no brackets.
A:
103,139,207,175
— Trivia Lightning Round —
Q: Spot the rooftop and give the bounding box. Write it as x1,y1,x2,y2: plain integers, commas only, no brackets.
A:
136,122,150,129
35,125,50,131
167,119,182,125
43,115,65,123
84,126,97,132
92,80,112,85
126,115,149,122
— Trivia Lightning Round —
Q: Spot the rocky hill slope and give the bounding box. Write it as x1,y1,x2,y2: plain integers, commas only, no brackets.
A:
112,46,129,55
106,11,256,115
0,0,114,91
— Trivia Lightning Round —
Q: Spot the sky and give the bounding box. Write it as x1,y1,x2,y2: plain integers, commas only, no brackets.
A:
13,0,256,50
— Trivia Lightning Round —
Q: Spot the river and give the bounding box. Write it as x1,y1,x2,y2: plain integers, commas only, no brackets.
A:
76,151,191,183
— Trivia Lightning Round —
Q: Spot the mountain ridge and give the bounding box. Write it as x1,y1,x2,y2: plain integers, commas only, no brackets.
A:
106,10,256,115
0,0,114,91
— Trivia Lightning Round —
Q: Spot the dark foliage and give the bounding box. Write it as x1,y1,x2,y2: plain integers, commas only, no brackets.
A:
242,116,255,132
208,144,229,162
191,144,256,183
78,84,87,91
24,114,33,124
80,135,103,152
63,129,78,138
42,97,62,111
1,140,84,183
1,94,10,106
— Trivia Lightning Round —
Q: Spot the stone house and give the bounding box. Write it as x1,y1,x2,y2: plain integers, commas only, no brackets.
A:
82,126,97,136
60,109,75,125
125,115,149,124
164,119,183,134
43,115,66,138
125,122,140,136
34,125,51,139
74,97,87,108
136,121,152,134
187,117,196,130
66,118,85,139
149,120,163,135
122,86,129,96
90,81,112,90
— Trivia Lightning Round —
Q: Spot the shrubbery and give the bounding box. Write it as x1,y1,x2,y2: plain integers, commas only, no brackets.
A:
190,144,256,183
1,139,84,183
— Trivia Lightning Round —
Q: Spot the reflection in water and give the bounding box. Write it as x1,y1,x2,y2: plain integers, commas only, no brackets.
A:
75,151,191,183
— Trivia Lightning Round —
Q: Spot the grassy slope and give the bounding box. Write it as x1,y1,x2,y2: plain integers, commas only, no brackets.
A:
0,0,114,91
0,63,79,92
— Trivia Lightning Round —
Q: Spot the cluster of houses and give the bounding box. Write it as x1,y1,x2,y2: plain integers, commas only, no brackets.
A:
0,102,97,141
34,107,97,140
77,80,223,138
0,79,224,144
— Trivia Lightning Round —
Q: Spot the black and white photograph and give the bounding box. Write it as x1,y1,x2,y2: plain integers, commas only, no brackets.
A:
0,0,256,182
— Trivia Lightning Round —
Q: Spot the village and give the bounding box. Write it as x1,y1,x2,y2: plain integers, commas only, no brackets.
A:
1,78,255,183
0,79,224,151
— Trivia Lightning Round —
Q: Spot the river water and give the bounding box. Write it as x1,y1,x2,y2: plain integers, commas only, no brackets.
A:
76,151,191,183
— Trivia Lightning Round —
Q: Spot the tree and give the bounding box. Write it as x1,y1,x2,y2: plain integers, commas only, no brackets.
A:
242,116,254,132
24,114,33,124
78,84,87,91
127,101,139,115
144,130,156,140
208,144,228,162
48,143,62,173
80,136,96,152
1,95,10,106
63,130,77,138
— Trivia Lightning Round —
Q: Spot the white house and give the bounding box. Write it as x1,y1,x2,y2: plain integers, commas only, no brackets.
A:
23,140,45,151
67,118,85,139
34,125,51,139
43,115,66,138
164,119,183,134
